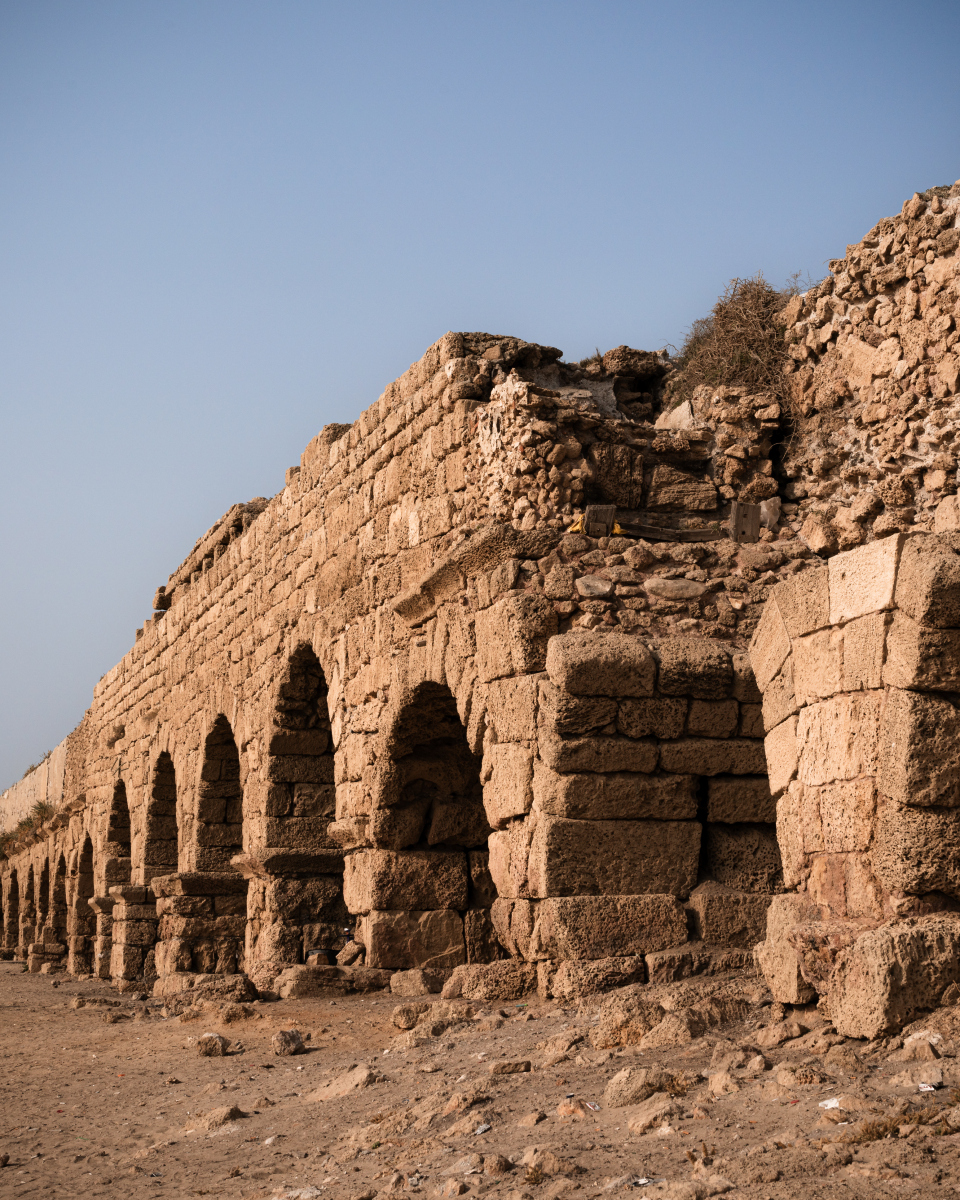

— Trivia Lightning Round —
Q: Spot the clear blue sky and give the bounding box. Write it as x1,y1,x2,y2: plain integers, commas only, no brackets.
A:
1,0,958,789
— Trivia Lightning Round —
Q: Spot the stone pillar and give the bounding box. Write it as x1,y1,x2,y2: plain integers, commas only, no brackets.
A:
88,895,116,980
750,532,960,1037
109,885,160,993
150,871,248,996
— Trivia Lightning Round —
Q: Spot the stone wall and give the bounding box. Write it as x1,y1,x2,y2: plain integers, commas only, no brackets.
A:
0,330,788,997
0,737,68,831
750,531,960,1038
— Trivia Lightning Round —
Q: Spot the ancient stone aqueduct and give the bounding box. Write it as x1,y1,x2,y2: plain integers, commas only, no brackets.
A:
4,180,960,1037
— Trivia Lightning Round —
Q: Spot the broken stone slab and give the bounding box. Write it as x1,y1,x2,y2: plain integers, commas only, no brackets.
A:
644,942,756,985
545,956,647,1000
307,1063,382,1101
441,959,538,1001
389,967,448,996
686,883,773,948
830,913,960,1039
274,964,393,998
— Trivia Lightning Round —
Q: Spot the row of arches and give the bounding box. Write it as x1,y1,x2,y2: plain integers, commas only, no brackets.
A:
1,641,498,987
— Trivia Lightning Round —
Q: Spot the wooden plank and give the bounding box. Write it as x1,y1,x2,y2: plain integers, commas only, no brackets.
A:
729,501,762,544
616,522,724,543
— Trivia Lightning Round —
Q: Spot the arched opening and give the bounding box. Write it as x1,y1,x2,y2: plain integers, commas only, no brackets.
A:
105,781,132,887
252,644,347,972
3,869,16,958
197,717,243,868
51,854,67,947
37,859,50,933
145,752,179,880
21,865,36,955
356,681,499,971
68,836,95,974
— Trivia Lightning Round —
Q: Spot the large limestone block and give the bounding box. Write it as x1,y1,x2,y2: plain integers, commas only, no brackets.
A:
894,531,960,628
791,627,842,705
490,897,537,959
531,895,688,960
749,600,791,692
526,816,700,898
755,894,821,1004
877,687,960,808
485,675,539,743
657,638,732,699
481,743,533,828
706,776,776,824
702,823,782,893
487,822,534,899
545,631,655,697
872,795,960,896
686,699,739,738
761,655,798,733
828,533,905,625
538,730,658,774
769,568,829,638
539,681,617,735
533,763,697,820
807,851,884,921
617,697,687,739
830,914,960,1039
841,610,887,691
883,611,960,691
358,909,465,970
796,692,881,786
687,883,772,948
475,593,558,682
658,738,766,777
343,849,469,914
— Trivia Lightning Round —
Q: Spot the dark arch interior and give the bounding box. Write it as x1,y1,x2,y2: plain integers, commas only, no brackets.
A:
380,682,491,851
38,859,49,928
197,716,243,868
145,752,179,880
106,781,132,887
4,869,17,957
51,854,67,944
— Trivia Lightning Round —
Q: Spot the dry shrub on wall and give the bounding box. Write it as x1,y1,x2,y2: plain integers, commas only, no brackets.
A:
668,273,795,410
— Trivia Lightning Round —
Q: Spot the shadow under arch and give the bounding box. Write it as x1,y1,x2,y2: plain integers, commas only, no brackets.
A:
357,680,501,971
2,868,17,959
67,834,96,975
242,643,348,978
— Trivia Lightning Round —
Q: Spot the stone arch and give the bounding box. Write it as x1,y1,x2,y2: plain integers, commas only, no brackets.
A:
144,752,178,880
197,715,243,869
51,853,67,945
68,834,96,975
2,869,15,958
21,864,36,957
37,858,50,932
244,643,348,977
349,680,500,971
105,780,133,887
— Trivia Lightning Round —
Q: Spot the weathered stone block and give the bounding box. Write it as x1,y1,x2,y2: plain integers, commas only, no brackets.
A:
894,531,960,628
877,687,960,808
872,795,960,896
343,849,469,914
547,957,647,999
686,699,739,738
687,883,772,947
358,909,465,970
481,742,533,828
769,568,829,638
526,815,700,898
749,599,791,692
539,681,617,735
764,715,798,797
617,697,687,740
706,775,776,824
545,630,655,697
791,627,842,705
702,823,782,893
538,730,658,774
485,675,539,743
531,895,688,960
883,611,960,691
533,765,697,821
755,894,821,1004
658,738,766,776
828,533,904,625
657,638,732,699
487,822,533,899
761,654,798,733
830,914,960,1039
797,692,881,786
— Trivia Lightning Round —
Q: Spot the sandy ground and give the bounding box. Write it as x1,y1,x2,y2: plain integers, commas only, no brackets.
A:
4,960,960,1199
